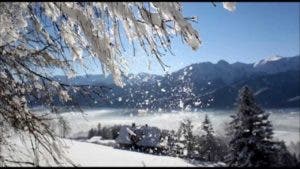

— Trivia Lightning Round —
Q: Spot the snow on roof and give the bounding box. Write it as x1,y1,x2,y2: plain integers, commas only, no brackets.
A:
126,127,136,136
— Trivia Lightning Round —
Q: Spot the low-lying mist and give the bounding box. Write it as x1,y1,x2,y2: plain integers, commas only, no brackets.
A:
56,108,299,144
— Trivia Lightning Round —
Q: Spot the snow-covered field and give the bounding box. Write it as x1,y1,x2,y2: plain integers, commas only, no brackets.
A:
63,139,218,167
59,108,300,144
2,135,224,167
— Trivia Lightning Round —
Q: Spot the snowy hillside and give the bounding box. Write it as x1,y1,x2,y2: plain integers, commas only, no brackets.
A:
64,140,196,167
2,136,224,167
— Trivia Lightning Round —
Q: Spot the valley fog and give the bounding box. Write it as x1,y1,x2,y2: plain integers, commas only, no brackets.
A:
57,108,299,144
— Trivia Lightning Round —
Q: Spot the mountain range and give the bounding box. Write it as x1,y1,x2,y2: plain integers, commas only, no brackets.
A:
49,55,300,109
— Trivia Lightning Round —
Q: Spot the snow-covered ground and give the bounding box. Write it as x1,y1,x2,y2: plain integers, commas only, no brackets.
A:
3,108,298,167
2,135,224,167
86,136,116,147
64,139,221,167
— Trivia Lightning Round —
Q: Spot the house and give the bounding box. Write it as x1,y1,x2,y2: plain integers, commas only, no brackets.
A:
115,123,165,152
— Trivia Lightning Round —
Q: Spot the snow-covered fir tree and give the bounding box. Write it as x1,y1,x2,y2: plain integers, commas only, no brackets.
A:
177,119,195,158
164,130,178,156
271,141,298,167
197,114,218,161
227,86,283,167
202,114,214,137
96,123,102,136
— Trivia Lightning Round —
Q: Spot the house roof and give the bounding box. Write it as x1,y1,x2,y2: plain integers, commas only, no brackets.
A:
136,126,161,147
115,125,162,147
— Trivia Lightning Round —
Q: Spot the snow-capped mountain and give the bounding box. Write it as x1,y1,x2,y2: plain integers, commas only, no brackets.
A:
253,55,284,67
253,55,300,74
45,55,300,109
51,55,299,87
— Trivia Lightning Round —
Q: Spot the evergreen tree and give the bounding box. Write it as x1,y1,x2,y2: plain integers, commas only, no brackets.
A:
111,125,122,139
96,123,102,136
165,130,179,157
177,119,195,158
227,86,275,167
202,114,214,137
271,141,298,167
198,114,218,161
87,128,96,139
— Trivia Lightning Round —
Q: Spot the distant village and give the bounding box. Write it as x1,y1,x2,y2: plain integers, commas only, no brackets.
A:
73,117,242,162
72,111,299,168
67,87,299,167
81,122,181,155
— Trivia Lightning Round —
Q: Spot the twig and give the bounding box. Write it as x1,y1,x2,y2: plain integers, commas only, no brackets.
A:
4,159,34,166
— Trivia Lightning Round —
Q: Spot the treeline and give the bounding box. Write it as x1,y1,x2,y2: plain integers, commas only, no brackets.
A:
84,115,299,167
87,123,121,140
84,116,229,162
160,116,229,162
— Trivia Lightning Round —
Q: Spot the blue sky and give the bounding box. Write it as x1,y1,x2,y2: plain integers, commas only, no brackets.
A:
75,2,300,76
